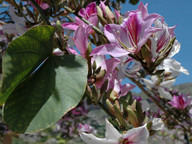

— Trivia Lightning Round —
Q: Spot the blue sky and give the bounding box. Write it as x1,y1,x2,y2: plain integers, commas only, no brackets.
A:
121,0,192,86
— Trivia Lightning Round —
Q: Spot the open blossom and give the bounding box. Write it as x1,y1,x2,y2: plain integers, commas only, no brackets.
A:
168,95,191,110
151,20,189,76
79,119,149,144
62,2,98,32
91,2,162,57
150,19,176,59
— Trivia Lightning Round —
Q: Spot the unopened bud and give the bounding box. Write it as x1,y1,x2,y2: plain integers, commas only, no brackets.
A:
127,108,139,127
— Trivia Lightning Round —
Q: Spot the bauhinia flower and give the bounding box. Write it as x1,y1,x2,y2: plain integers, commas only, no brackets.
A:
151,19,189,76
168,95,191,110
62,2,98,32
91,2,162,57
79,119,149,144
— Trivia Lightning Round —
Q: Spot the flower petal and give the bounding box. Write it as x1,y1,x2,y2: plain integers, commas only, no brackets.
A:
91,43,129,57
62,23,79,31
105,119,122,140
123,124,149,143
79,132,118,144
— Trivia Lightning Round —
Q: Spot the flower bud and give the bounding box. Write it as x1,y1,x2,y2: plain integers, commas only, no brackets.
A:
127,108,139,127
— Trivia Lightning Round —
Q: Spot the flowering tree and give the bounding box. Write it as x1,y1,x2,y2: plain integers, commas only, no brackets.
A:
0,0,191,143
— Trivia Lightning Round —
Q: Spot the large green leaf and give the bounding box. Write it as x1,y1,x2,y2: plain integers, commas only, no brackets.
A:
0,26,55,104
4,55,88,133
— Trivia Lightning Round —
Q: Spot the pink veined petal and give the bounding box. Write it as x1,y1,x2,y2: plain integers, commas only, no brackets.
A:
137,27,163,51
138,2,148,18
79,2,97,18
122,13,140,48
120,83,135,97
62,23,79,31
105,119,122,140
104,24,132,49
86,13,98,27
91,43,129,57
178,96,185,109
106,58,121,74
74,26,90,58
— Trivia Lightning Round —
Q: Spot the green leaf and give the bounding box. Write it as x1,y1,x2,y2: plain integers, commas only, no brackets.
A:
0,26,55,104
4,55,88,133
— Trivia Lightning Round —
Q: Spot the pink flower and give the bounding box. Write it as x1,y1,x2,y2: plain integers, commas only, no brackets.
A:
62,2,98,32
67,26,91,58
79,2,97,19
91,2,162,57
121,2,162,51
169,95,191,110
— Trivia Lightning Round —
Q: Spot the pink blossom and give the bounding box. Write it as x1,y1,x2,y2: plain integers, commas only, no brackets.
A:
168,95,191,110
91,2,162,57
68,26,91,58
62,2,98,32
79,2,97,19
